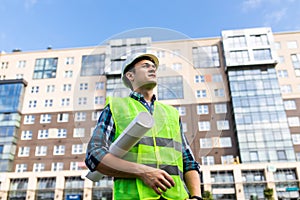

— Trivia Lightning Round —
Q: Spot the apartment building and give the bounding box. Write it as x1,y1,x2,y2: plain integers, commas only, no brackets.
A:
0,27,299,200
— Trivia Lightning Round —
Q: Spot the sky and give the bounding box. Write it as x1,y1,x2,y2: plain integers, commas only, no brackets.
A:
0,0,300,53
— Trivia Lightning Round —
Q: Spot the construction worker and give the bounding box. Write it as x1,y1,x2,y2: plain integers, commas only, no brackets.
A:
85,52,202,200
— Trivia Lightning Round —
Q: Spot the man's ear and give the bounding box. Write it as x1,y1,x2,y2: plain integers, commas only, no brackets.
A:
125,71,134,81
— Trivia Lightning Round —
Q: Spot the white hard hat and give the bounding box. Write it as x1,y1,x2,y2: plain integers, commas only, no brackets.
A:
121,53,159,88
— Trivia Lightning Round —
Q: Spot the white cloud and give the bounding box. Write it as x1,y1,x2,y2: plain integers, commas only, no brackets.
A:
241,0,262,12
24,0,38,10
264,8,287,25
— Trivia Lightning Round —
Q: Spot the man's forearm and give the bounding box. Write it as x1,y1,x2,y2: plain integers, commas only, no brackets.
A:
184,170,201,197
96,153,147,178
96,153,176,195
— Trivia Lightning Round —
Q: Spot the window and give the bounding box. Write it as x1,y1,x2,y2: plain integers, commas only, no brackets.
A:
278,56,285,63
57,113,69,122
284,100,296,110
46,85,55,92
250,34,269,46
201,156,215,165
92,111,102,121
228,35,247,48
287,41,298,49
171,49,180,57
0,75,6,80
253,49,272,61
24,115,35,124
57,129,67,138
16,74,23,79
215,103,227,113
181,122,187,132
195,75,205,83
217,120,230,130
31,86,39,93
291,54,300,69
17,60,26,68
62,84,72,91
274,42,281,50
44,99,53,107
288,117,300,127
277,150,287,160
95,96,105,105
37,177,56,189
9,178,28,193
33,58,58,79
212,74,223,82
21,130,32,140
158,76,183,100
75,112,86,121
214,88,225,97
73,128,85,138
175,106,186,116
61,98,70,106
156,50,165,58
81,54,105,76
64,70,73,78
35,146,47,156
79,83,88,90
200,138,212,148
72,144,83,154
53,145,65,155
171,63,182,70
221,155,234,164
292,134,300,145
197,105,209,115
18,146,30,157
296,153,300,161
193,45,219,68
40,114,51,123
229,50,250,63
219,137,232,147
65,57,74,65
28,100,37,108
95,82,105,90
38,130,49,139
281,85,292,94
250,151,259,161
277,70,288,78
78,97,87,105
70,162,81,171
33,163,45,172
196,90,207,98
52,162,64,171
198,121,210,131
15,164,27,172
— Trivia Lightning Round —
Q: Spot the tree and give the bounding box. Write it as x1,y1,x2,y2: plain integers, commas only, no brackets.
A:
264,187,275,200
202,190,214,200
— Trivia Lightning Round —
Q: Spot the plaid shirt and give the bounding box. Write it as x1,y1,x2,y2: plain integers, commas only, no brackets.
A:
85,91,200,174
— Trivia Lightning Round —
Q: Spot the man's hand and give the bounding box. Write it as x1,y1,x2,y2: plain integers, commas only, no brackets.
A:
97,154,175,195
138,167,175,195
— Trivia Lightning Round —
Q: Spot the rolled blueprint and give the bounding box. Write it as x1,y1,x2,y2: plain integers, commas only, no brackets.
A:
86,111,154,182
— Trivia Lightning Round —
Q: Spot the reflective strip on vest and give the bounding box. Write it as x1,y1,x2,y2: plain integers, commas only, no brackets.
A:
109,97,188,200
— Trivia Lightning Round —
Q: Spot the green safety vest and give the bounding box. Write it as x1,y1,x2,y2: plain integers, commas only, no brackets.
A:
108,97,189,200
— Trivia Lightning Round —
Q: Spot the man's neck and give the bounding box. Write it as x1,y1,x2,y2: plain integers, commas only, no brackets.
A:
134,88,154,102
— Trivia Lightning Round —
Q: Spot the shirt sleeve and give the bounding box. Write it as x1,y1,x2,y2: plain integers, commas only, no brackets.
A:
85,105,115,171
180,119,201,174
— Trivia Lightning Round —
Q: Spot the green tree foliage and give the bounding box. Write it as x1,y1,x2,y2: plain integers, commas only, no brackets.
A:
202,190,214,200
264,187,275,200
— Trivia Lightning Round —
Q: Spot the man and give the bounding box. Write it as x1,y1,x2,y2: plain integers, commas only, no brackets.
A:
85,52,202,200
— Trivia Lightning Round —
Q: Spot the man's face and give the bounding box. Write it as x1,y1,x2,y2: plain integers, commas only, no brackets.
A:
128,59,157,90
